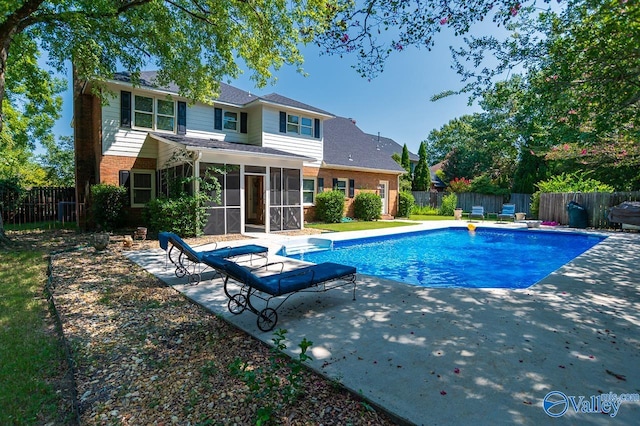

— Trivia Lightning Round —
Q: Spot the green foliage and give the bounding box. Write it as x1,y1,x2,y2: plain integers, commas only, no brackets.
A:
144,195,207,238
411,205,440,215
401,144,411,173
439,193,458,216
470,174,510,196
144,168,220,237
413,141,431,191
315,190,345,223
397,191,415,217
530,172,615,217
448,177,472,193
353,192,382,221
37,136,75,187
90,184,128,231
228,329,312,425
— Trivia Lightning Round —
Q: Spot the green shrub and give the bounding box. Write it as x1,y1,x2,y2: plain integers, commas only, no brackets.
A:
439,193,458,216
397,191,415,217
144,195,209,237
531,172,614,218
354,192,382,221
91,184,128,231
315,190,345,223
144,167,220,237
412,205,439,215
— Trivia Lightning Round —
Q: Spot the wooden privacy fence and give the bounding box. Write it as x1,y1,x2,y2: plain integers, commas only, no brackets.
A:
412,191,444,208
539,191,640,228
1,187,76,225
412,192,532,216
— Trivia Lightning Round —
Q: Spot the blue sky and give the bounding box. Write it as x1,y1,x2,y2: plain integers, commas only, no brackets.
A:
51,25,500,155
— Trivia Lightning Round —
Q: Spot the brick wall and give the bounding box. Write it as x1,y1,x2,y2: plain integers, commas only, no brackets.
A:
73,75,102,229
99,156,157,186
303,166,399,222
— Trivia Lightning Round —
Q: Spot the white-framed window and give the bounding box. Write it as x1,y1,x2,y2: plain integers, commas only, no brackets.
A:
335,178,348,197
131,170,155,207
133,95,175,132
303,178,316,205
287,114,314,136
223,111,238,131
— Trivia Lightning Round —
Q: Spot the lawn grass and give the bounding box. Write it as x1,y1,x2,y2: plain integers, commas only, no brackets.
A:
306,220,418,232
0,248,68,424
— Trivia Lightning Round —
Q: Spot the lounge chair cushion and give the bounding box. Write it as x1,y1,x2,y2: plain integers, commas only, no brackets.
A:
204,255,356,297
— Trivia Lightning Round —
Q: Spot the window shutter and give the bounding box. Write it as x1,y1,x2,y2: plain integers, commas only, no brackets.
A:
214,108,222,130
314,118,320,138
332,178,338,189
348,179,355,198
120,91,131,128
317,177,324,193
119,170,130,189
279,111,287,133
177,101,187,134
240,112,248,134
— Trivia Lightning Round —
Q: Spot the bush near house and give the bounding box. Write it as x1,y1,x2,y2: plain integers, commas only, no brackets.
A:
91,184,128,231
144,195,209,237
354,192,382,221
315,190,345,223
397,191,415,217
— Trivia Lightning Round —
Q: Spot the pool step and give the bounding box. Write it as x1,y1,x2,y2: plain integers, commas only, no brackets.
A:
279,238,332,256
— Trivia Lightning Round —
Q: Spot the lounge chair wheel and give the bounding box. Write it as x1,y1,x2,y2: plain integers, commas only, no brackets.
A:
188,273,201,285
257,308,278,332
228,294,247,314
175,267,187,278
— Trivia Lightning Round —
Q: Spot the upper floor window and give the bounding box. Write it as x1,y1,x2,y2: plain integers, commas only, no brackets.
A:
287,114,313,136
280,111,319,138
133,95,175,132
223,111,238,131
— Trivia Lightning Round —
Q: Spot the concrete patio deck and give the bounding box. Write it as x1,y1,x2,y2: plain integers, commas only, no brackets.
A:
125,222,640,425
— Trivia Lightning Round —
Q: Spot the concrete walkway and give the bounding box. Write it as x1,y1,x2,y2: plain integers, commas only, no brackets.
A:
125,222,640,425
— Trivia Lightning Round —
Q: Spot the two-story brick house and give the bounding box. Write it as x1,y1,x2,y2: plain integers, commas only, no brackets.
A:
74,71,405,234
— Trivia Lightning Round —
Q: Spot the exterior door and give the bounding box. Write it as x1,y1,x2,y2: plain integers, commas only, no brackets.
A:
245,175,265,231
379,181,388,215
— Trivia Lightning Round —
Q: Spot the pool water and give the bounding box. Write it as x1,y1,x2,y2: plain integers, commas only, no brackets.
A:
282,228,606,289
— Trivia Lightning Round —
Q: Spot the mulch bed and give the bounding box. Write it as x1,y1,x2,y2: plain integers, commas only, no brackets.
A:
38,230,398,425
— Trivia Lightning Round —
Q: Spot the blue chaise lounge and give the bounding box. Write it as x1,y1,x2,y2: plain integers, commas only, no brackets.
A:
159,232,268,283
204,255,357,331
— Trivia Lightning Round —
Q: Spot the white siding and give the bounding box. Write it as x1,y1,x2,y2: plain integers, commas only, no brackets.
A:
261,108,323,166
246,105,263,146
101,85,252,155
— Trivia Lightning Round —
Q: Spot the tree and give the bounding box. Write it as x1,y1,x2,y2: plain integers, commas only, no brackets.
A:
400,144,411,174
38,136,75,187
413,141,431,191
445,0,640,189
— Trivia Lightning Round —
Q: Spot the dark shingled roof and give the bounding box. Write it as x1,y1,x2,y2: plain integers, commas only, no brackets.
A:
260,93,332,116
364,132,419,162
113,71,330,114
322,117,405,173
150,133,311,160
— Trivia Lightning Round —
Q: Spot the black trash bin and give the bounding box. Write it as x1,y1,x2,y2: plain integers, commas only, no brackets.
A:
567,201,588,228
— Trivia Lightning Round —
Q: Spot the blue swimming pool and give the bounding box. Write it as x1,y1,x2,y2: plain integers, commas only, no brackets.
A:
281,228,606,289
